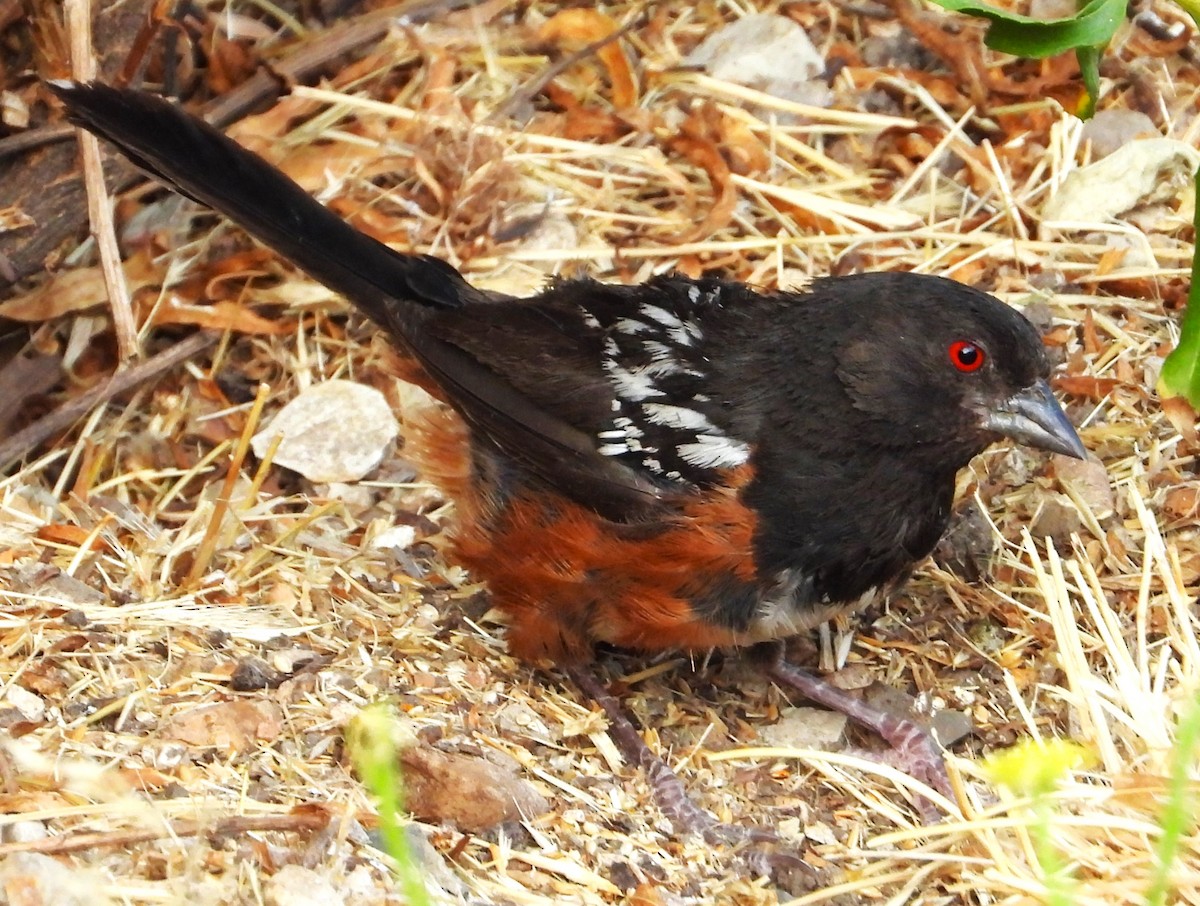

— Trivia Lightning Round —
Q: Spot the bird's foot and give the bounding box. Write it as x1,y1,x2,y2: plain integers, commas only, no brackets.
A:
751,642,956,820
565,665,809,881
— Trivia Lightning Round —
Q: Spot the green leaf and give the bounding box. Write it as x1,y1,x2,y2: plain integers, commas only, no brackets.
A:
1075,45,1101,118
1158,166,1200,408
929,0,1127,57
1145,692,1200,906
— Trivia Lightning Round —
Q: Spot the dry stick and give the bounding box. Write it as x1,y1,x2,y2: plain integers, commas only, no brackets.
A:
0,331,218,472
64,0,138,363
487,7,648,124
185,381,270,587
0,809,337,858
3,0,480,165
202,0,481,129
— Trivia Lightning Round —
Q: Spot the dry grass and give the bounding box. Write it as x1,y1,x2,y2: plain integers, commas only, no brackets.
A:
2,2,1199,903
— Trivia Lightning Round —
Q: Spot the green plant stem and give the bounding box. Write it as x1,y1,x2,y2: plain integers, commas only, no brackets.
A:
1032,794,1077,906
350,706,429,906
1145,692,1200,906
1157,166,1200,406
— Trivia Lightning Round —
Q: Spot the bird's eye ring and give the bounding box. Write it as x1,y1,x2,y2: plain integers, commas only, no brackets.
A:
949,340,985,373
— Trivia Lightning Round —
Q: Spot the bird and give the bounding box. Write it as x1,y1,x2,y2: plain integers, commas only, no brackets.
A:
48,80,1086,856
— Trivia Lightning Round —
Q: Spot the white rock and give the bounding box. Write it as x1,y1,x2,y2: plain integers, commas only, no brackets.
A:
0,821,47,844
1081,108,1158,159
1043,138,1200,227
684,14,826,104
370,524,417,550
251,380,399,482
0,852,104,906
263,865,345,906
759,706,848,750
3,685,45,722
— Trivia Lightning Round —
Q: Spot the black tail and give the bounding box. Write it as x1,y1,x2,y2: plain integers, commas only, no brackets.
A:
47,81,481,332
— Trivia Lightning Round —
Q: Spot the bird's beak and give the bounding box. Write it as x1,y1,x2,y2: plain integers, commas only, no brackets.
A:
980,379,1087,459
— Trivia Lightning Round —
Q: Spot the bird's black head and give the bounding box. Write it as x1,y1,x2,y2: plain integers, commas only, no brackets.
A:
824,273,1085,462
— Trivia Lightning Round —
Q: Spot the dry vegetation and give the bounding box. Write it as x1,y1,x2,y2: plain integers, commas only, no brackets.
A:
1,0,1199,903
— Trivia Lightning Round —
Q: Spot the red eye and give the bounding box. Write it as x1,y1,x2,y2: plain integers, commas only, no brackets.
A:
949,340,985,373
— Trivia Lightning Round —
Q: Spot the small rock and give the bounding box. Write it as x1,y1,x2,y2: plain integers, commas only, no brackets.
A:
143,742,188,771
229,656,285,691
1031,492,1084,541
1081,109,1158,159
1054,454,1114,520
759,707,848,750
3,686,45,722
684,14,829,107
263,865,344,906
251,380,399,482
494,700,553,739
0,820,47,844
0,852,105,906
1043,138,1200,227
865,684,974,748
370,524,417,551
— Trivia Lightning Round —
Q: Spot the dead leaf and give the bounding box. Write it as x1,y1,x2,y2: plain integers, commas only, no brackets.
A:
1055,375,1122,398
539,9,638,108
668,107,737,242
35,524,108,552
0,261,152,322
150,295,295,334
1159,394,1198,444
161,700,284,753
400,743,549,833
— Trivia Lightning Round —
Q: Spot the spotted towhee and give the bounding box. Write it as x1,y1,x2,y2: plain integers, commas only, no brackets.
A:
49,82,1086,852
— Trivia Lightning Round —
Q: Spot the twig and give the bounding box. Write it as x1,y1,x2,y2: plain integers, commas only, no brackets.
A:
487,6,648,123
0,808,338,857
185,381,270,587
64,0,139,362
0,331,218,472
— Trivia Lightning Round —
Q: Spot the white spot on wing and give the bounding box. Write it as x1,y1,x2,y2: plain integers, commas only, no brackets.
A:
639,303,684,329
676,434,750,468
642,403,715,431
668,325,698,346
607,364,664,401
616,318,648,335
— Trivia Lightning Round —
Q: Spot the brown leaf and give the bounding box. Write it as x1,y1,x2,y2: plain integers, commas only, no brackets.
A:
0,263,149,322
667,130,736,243
161,700,284,753
150,296,294,335
35,524,107,552
1159,394,1198,445
1054,375,1122,399
539,9,638,108
400,743,548,833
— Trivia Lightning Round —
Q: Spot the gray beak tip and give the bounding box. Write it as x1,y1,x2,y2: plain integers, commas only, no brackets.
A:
982,379,1087,460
